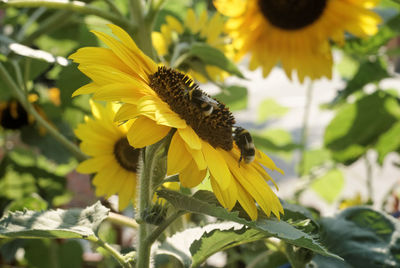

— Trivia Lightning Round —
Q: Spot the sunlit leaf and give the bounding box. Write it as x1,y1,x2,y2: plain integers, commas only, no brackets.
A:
157,189,340,259
311,169,345,204
0,202,109,241
324,91,400,164
214,85,248,111
298,148,332,176
375,121,400,164
257,98,289,122
319,207,400,267
189,43,244,78
157,222,264,267
5,194,48,212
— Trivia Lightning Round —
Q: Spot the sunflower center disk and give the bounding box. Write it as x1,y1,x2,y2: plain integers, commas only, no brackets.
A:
149,67,235,151
258,0,327,30
114,137,140,172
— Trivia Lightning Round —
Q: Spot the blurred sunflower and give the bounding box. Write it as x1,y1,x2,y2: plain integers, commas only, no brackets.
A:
74,100,139,211
152,9,233,83
214,0,381,82
70,24,283,220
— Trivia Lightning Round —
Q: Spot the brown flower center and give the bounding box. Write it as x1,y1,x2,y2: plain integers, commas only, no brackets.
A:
258,0,327,30
149,67,235,151
114,137,140,172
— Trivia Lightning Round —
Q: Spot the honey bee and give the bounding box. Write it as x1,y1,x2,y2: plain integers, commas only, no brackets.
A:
233,127,255,166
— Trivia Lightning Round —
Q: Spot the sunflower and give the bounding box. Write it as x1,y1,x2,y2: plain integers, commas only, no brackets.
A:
74,100,139,211
70,24,283,220
214,0,381,82
151,9,233,83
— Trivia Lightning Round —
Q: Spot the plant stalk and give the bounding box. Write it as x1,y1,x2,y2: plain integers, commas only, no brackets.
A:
95,238,132,268
0,62,87,161
107,212,138,229
299,80,314,177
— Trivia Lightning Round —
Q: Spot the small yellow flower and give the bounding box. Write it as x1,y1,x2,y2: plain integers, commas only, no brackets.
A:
152,9,233,83
74,100,139,211
70,25,283,220
214,0,381,82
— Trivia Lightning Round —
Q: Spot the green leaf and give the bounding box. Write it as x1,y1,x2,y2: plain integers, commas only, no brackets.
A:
0,202,109,241
190,225,267,267
375,121,400,164
189,43,244,78
319,206,400,267
324,91,400,164
157,222,265,267
252,129,298,158
257,98,289,122
298,148,332,176
311,169,345,204
335,58,390,103
24,239,83,268
157,189,340,259
343,14,400,56
213,85,248,111
5,194,48,212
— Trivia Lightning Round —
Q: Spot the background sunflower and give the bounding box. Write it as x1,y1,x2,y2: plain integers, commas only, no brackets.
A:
74,100,138,211
152,8,233,83
214,0,381,82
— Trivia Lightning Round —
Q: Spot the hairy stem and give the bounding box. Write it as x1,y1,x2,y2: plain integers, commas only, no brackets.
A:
95,238,132,268
145,210,185,245
107,212,138,229
0,62,87,161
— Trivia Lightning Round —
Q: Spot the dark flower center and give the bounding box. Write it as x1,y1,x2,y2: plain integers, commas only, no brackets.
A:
0,100,29,130
258,0,327,30
113,137,140,172
149,67,235,151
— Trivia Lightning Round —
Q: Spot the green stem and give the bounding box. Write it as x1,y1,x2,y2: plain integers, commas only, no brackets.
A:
107,212,138,229
16,6,47,41
1,0,132,31
21,10,73,45
95,238,132,268
0,62,87,161
145,210,185,245
283,242,312,268
137,149,151,268
299,80,314,177
104,0,124,18
364,154,373,204
129,0,155,59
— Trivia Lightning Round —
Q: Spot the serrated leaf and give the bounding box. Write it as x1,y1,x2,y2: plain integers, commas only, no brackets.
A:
311,169,345,204
190,225,266,267
324,91,400,164
213,85,247,111
189,43,244,78
257,98,289,122
375,121,400,164
157,222,258,267
157,189,340,259
0,202,109,241
319,206,400,267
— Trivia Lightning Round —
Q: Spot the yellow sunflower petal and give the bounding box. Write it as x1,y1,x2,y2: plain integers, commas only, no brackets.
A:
210,176,237,210
76,155,114,174
127,116,171,148
202,142,232,190
236,182,258,220
118,172,136,210
72,82,98,97
179,160,207,188
167,132,192,175
152,32,168,56
166,15,184,34
178,127,201,150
